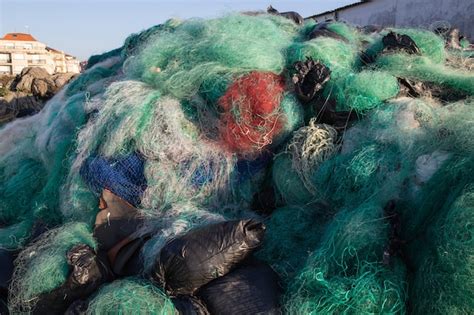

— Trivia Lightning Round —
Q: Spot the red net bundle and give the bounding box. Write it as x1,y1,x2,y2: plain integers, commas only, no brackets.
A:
218,72,286,156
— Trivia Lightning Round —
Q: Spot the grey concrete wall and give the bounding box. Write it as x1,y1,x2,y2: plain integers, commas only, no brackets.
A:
395,0,473,40
313,13,336,22
326,0,473,40
338,0,397,26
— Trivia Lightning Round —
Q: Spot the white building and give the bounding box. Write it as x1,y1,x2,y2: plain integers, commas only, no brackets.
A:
0,33,81,75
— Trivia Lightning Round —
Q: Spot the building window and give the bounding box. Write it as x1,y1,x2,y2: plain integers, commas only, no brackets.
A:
28,56,47,64
0,65,11,74
5,43,14,49
0,53,10,62
12,53,25,60
23,44,33,50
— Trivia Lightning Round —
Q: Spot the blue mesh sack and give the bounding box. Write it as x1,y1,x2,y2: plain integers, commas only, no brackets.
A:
80,152,147,207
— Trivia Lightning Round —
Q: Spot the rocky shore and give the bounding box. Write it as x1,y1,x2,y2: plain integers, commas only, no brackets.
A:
0,67,77,124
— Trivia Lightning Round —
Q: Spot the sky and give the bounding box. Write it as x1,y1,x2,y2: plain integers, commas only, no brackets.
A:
0,0,356,61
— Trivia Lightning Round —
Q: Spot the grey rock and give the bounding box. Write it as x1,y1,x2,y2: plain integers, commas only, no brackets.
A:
51,73,77,88
0,91,44,124
31,77,56,98
15,67,51,93
20,66,50,79
31,78,50,98
0,67,77,123
9,67,76,98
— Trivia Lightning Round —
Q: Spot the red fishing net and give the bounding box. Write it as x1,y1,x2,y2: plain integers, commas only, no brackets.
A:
219,72,286,156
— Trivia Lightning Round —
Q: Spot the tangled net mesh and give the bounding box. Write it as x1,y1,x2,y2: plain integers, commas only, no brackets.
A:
218,71,286,156
286,118,338,194
8,223,96,313
0,13,472,314
87,278,177,314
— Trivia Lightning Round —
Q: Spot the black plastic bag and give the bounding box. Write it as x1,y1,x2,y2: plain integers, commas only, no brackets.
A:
0,296,8,315
434,27,463,50
94,218,144,253
172,296,209,315
251,184,277,215
109,234,150,276
311,97,358,131
361,25,383,34
308,22,347,41
152,219,265,296
398,77,467,102
33,244,112,315
64,300,88,315
251,162,278,216
0,249,14,292
292,58,331,103
92,187,144,253
0,249,14,315
267,5,303,25
197,257,281,315
91,188,147,277
382,31,420,55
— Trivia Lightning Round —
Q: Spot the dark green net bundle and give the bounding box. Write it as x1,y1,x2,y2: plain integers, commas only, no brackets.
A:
87,278,177,314
0,11,472,314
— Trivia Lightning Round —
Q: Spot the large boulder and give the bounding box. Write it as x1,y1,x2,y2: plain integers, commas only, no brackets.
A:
0,91,43,123
14,67,51,94
0,67,78,124
20,67,50,79
0,99,16,124
31,77,56,98
51,73,77,89
12,67,77,98
10,92,43,114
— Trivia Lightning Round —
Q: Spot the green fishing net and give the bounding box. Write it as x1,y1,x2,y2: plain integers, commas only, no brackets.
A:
87,278,177,314
0,13,472,314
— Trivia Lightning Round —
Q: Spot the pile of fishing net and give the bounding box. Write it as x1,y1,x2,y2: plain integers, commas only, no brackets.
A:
0,9,473,314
